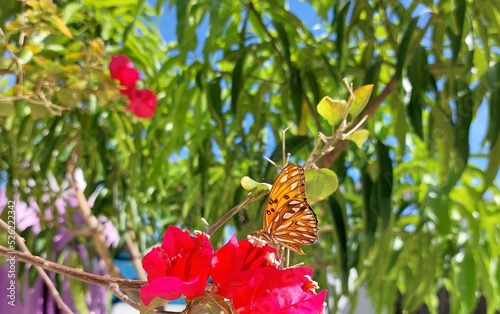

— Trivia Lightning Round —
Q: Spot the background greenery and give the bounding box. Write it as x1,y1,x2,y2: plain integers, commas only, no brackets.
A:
1,0,499,313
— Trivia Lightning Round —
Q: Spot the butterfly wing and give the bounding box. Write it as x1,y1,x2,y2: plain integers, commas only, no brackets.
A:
262,164,319,254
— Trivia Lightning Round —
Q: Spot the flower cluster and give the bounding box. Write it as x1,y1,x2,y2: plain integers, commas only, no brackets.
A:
140,226,326,313
109,55,158,118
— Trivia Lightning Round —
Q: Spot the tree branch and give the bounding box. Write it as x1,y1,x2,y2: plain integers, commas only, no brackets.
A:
66,158,122,278
206,189,269,236
318,75,397,168
0,245,146,290
0,219,74,314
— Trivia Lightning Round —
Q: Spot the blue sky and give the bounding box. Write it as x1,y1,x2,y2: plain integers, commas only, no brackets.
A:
147,0,499,185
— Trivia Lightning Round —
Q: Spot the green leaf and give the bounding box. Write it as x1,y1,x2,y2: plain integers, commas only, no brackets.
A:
392,96,407,158
305,168,338,203
376,140,393,230
82,0,136,7
207,76,224,130
0,102,15,116
48,15,73,39
317,96,347,127
290,65,303,124
231,52,246,115
407,88,424,139
273,22,291,64
55,89,79,108
395,19,418,79
334,3,349,72
430,107,455,186
346,129,369,148
350,84,374,117
175,0,190,48
449,0,466,65
456,253,477,312
487,62,500,146
18,48,34,64
483,130,500,193
305,71,321,106
424,186,451,235
453,80,473,182
61,3,83,23
240,176,271,192
328,196,348,292
361,169,377,249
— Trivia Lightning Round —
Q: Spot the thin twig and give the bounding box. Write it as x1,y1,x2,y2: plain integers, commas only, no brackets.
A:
66,157,121,278
0,244,179,313
206,189,269,236
124,232,147,281
109,283,141,310
0,220,74,314
0,245,146,290
318,75,397,168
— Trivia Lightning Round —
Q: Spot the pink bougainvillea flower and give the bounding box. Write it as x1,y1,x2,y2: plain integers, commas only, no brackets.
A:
125,88,158,118
231,267,326,314
140,226,214,306
211,235,279,299
109,54,140,88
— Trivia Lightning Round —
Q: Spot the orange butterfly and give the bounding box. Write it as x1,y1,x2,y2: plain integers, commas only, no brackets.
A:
254,164,319,255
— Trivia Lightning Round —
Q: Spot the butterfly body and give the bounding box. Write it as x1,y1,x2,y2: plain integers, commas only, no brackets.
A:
254,164,319,255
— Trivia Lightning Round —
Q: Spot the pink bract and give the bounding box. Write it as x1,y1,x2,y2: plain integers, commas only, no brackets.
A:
125,88,158,118
140,226,213,306
232,267,326,314
211,234,279,299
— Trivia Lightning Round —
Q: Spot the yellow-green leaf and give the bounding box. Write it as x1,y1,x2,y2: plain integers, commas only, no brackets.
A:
317,96,348,126
39,0,57,13
0,102,15,117
350,84,374,117
347,129,369,148
19,48,34,64
29,103,52,119
48,15,73,39
26,0,41,10
305,168,338,203
55,89,79,108
240,176,271,192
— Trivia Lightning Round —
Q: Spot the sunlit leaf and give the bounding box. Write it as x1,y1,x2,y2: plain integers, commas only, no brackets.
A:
346,129,369,148
0,102,15,116
240,176,271,192
317,96,347,127
349,84,374,117
305,168,338,203
48,15,73,39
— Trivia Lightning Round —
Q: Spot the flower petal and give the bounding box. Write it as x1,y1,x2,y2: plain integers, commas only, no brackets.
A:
140,276,200,305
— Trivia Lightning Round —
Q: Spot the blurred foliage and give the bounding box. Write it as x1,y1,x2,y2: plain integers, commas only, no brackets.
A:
1,0,500,313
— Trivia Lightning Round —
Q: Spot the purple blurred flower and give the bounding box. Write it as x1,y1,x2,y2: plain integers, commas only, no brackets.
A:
0,169,119,313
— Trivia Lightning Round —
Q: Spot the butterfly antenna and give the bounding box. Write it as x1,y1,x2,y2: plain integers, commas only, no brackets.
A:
242,223,256,232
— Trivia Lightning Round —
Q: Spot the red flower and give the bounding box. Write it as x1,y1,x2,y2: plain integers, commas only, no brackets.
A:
125,88,158,118
211,235,279,299
140,226,214,306
109,54,140,88
232,267,327,314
